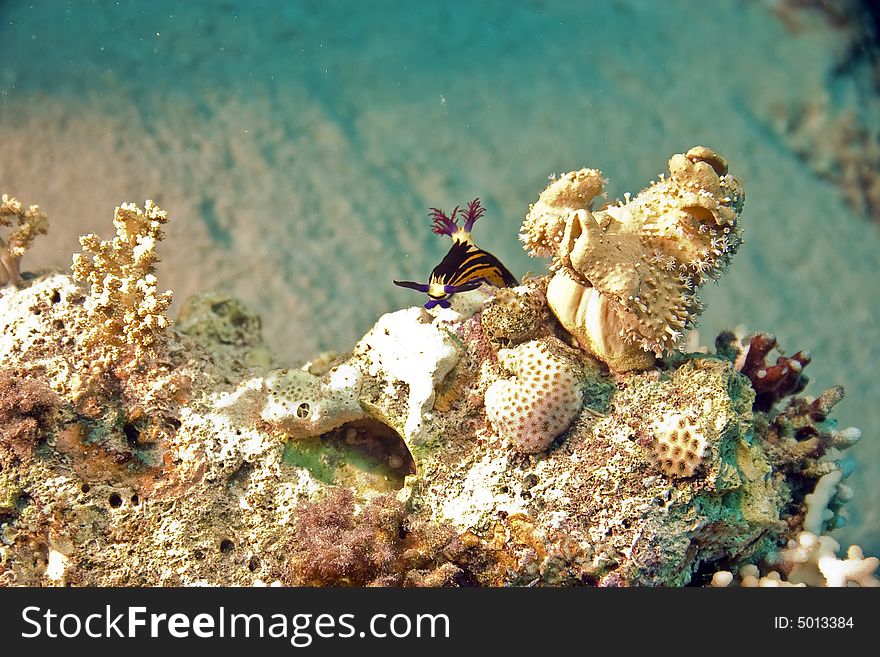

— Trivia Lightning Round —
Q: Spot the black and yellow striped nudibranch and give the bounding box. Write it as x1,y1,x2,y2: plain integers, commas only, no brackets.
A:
394,198,518,309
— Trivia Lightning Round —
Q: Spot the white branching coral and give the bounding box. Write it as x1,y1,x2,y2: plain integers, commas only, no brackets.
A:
0,194,49,287
521,147,745,372
784,532,880,587
485,337,584,453
649,412,708,478
70,200,173,376
711,533,880,588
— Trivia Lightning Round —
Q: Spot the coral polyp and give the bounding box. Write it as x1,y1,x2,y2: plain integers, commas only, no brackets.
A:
0,194,49,288
521,146,744,371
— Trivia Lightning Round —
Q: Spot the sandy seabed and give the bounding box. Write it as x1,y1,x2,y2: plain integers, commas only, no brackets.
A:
1,0,878,554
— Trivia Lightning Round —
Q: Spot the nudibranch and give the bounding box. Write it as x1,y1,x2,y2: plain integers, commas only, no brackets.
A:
395,198,518,309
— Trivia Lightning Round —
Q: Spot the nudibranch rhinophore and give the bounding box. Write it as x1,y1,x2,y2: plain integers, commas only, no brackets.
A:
394,198,518,309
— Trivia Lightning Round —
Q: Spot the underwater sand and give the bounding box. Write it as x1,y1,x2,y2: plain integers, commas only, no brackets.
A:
1,0,878,554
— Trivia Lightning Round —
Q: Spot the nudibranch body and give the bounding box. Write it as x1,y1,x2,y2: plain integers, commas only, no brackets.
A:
395,198,518,309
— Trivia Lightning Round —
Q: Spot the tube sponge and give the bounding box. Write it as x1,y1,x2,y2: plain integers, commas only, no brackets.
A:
485,337,584,453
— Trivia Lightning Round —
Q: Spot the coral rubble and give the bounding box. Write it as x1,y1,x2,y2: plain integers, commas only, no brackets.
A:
0,157,873,587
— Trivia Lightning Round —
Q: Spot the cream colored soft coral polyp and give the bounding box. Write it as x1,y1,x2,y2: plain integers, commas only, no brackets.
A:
70,200,173,376
0,193,49,287
520,147,744,372
485,337,584,453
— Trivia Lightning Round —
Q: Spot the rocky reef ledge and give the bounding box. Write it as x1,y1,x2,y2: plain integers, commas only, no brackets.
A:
1,271,872,586
0,150,875,586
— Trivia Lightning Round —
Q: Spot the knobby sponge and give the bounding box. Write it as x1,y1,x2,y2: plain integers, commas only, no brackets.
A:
485,337,584,453
260,363,364,440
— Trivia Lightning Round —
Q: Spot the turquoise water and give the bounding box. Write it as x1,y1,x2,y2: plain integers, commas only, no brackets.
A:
1,1,878,556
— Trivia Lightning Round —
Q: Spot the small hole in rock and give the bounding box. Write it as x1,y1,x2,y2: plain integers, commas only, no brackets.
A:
108,493,123,508
220,539,234,553
248,556,260,572
15,492,32,510
123,423,140,447
131,495,140,505
49,290,61,304
81,483,91,493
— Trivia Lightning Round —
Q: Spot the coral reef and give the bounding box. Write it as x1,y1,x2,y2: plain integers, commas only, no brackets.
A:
0,157,874,587
0,267,872,586
70,200,173,381
0,194,49,287
521,147,744,371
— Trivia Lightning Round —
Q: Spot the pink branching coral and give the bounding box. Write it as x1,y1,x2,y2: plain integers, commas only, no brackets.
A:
0,194,49,287
739,332,811,411
71,201,173,378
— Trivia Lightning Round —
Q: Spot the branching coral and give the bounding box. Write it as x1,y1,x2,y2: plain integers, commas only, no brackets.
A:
760,386,859,482
714,329,859,534
485,337,585,453
0,194,49,287
70,201,173,378
521,147,744,371
711,532,879,588
737,332,811,411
